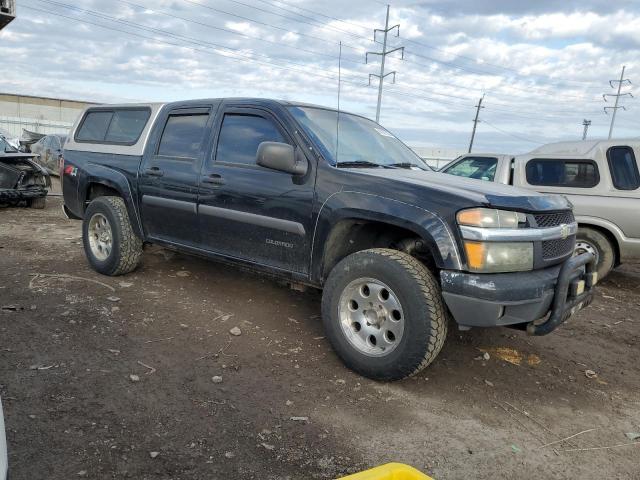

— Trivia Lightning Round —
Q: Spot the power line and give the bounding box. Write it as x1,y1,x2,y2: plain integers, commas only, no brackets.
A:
220,0,603,96
469,94,484,153
20,0,609,133
115,0,366,66
582,119,591,140
22,3,369,89
604,65,633,139
254,0,375,33
227,0,602,93
366,5,404,122
481,120,545,145
34,0,368,83
184,0,371,43
170,0,367,53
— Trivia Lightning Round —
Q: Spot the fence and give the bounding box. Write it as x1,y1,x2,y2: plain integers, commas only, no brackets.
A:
0,116,74,139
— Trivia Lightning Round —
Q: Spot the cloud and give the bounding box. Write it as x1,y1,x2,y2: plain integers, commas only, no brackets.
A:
0,0,638,153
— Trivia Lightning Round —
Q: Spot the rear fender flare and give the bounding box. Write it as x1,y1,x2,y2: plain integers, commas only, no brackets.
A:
82,164,144,238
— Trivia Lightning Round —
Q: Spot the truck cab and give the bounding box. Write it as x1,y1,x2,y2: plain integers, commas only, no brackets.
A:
61,99,597,381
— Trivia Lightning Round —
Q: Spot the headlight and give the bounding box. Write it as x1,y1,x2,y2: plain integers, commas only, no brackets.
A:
458,208,532,272
463,241,533,273
457,208,526,229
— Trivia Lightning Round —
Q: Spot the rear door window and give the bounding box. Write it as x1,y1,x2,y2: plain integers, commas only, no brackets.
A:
444,156,498,181
157,110,210,159
215,113,285,166
607,146,640,190
526,159,599,188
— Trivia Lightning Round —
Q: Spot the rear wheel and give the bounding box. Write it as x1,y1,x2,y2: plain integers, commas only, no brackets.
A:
321,248,448,381
83,196,142,276
575,227,615,280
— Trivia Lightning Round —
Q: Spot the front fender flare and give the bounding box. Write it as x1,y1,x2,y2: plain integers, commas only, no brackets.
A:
310,190,463,281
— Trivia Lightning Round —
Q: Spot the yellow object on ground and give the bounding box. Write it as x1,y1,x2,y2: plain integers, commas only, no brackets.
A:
339,463,433,480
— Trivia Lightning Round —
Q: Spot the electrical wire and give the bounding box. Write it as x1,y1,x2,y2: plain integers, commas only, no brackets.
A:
115,0,366,65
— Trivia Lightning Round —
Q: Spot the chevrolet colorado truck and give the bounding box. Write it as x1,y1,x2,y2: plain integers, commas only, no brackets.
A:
61,99,597,380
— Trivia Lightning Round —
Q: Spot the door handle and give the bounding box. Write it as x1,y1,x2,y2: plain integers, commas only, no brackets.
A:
144,167,164,177
202,174,225,185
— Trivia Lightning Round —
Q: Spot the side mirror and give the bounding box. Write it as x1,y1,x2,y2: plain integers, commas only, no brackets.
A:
256,142,307,176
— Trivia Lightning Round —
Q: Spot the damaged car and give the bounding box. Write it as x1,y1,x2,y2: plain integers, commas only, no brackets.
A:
0,134,50,208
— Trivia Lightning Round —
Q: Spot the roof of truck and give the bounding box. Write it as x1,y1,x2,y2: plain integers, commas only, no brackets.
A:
528,139,640,156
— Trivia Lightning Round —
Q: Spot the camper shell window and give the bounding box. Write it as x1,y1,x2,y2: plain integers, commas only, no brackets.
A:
607,146,640,190
75,108,151,145
525,159,599,188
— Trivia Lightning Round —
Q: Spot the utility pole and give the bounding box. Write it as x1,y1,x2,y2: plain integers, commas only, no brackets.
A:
581,119,591,140
604,65,633,139
468,94,484,153
366,4,404,123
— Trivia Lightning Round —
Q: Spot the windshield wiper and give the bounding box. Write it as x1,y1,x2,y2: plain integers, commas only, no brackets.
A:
336,160,391,168
387,162,429,170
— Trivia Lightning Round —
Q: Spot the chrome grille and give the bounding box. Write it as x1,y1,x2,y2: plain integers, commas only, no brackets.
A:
542,236,575,260
534,211,575,228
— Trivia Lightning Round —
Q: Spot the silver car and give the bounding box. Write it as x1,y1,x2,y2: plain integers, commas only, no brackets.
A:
30,134,67,175
441,140,640,278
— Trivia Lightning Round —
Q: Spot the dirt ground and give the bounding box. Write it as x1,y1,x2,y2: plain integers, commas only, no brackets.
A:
1,197,639,480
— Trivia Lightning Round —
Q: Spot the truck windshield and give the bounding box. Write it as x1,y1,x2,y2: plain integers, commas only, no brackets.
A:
288,106,430,170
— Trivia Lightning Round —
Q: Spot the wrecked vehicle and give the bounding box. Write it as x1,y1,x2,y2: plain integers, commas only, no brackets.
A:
0,135,50,208
30,134,67,175
61,99,597,380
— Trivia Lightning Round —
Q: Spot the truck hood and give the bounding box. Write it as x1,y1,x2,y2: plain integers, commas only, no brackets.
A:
350,168,571,212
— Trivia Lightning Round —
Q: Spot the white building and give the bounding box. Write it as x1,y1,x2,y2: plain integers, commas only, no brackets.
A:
0,92,96,139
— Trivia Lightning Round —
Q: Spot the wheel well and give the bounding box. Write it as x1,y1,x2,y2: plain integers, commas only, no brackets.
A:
579,223,621,266
85,183,120,210
321,219,437,280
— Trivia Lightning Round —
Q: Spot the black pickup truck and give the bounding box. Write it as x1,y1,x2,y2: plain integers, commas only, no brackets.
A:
61,99,597,380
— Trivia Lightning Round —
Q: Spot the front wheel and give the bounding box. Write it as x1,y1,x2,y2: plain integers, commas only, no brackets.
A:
82,196,142,276
321,248,448,381
575,227,615,280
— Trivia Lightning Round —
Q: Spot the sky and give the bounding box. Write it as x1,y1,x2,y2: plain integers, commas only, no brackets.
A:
1,0,639,154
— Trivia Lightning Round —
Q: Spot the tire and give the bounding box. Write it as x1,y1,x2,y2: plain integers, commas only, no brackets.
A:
575,227,615,280
82,196,142,276
29,197,46,209
321,248,448,381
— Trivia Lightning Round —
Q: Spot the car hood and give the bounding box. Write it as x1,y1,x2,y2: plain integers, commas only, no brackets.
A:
349,168,571,212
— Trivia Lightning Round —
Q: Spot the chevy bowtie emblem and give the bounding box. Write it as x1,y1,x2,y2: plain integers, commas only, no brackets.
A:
560,224,570,240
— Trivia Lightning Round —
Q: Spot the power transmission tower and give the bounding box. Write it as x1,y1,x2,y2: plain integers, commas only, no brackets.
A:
582,119,591,140
468,94,485,153
366,4,404,123
604,65,633,139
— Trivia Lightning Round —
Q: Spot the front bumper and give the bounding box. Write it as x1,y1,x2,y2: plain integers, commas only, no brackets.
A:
440,253,597,336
